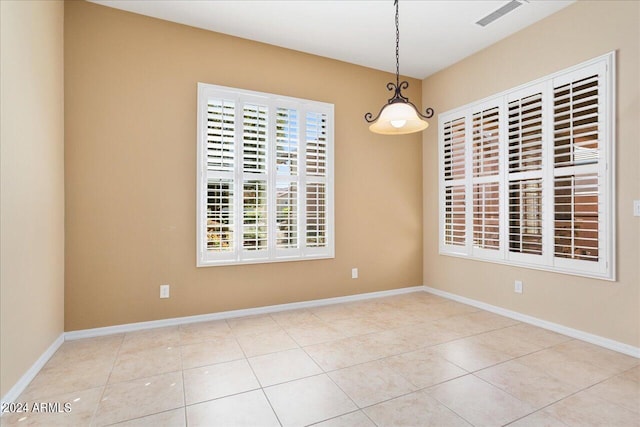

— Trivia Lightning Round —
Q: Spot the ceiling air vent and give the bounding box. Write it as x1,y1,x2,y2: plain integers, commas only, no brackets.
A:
476,0,524,27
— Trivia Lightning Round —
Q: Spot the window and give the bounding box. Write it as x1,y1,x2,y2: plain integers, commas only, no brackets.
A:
439,52,615,280
197,83,334,266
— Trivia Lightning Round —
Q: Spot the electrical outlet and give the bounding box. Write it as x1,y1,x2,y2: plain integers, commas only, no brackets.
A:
514,280,523,294
634,200,640,217
160,284,170,299
351,268,358,279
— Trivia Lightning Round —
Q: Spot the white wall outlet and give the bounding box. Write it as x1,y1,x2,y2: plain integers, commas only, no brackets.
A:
634,200,640,217
160,284,170,299
351,268,358,279
514,280,523,294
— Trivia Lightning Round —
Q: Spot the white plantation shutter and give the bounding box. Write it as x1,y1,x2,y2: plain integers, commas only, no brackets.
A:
554,174,599,261
205,99,236,257
507,88,544,262
551,61,610,276
441,117,466,251
508,93,543,174
197,83,334,266
305,112,328,250
207,100,235,172
508,179,543,256
472,107,500,178
276,182,298,249
275,108,299,250
276,108,299,176
242,180,268,251
443,117,466,181
553,74,600,169
305,112,327,177
305,183,326,248
243,104,268,172
242,104,268,255
471,104,501,256
444,185,466,247
206,180,234,252
439,52,614,279
473,182,500,251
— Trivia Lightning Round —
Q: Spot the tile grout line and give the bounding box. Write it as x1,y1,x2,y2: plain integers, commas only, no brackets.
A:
234,325,284,427
317,370,363,424
101,408,185,427
89,333,126,426
304,409,377,427
259,388,284,427
179,329,189,427
97,331,186,426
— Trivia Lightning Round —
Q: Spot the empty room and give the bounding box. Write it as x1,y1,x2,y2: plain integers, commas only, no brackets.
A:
1,0,638,425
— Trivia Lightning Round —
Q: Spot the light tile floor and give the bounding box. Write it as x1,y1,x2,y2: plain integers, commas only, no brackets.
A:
2,292,639,426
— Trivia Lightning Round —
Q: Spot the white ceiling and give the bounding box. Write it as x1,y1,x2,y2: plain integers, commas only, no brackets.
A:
90,0,574,79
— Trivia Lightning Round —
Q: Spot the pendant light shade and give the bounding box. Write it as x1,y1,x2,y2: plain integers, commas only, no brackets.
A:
365,0,434,135
368,101,429,135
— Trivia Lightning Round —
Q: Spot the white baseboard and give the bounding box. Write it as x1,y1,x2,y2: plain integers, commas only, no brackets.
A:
65,286,424,340
1,333,65,407
423,285,640,359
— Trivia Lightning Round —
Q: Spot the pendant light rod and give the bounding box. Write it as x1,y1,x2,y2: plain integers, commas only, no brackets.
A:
364,0,434,134
394,0,400,90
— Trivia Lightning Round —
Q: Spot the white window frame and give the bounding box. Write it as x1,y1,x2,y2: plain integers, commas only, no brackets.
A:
197,83,335,267
438,52,615,280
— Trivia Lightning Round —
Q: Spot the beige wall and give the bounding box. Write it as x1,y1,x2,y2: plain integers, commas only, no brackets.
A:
64,1,423,331
0,1,65,398
422,1,640,347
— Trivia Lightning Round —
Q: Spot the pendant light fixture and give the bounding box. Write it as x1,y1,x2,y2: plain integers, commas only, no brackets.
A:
365,0,434,135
